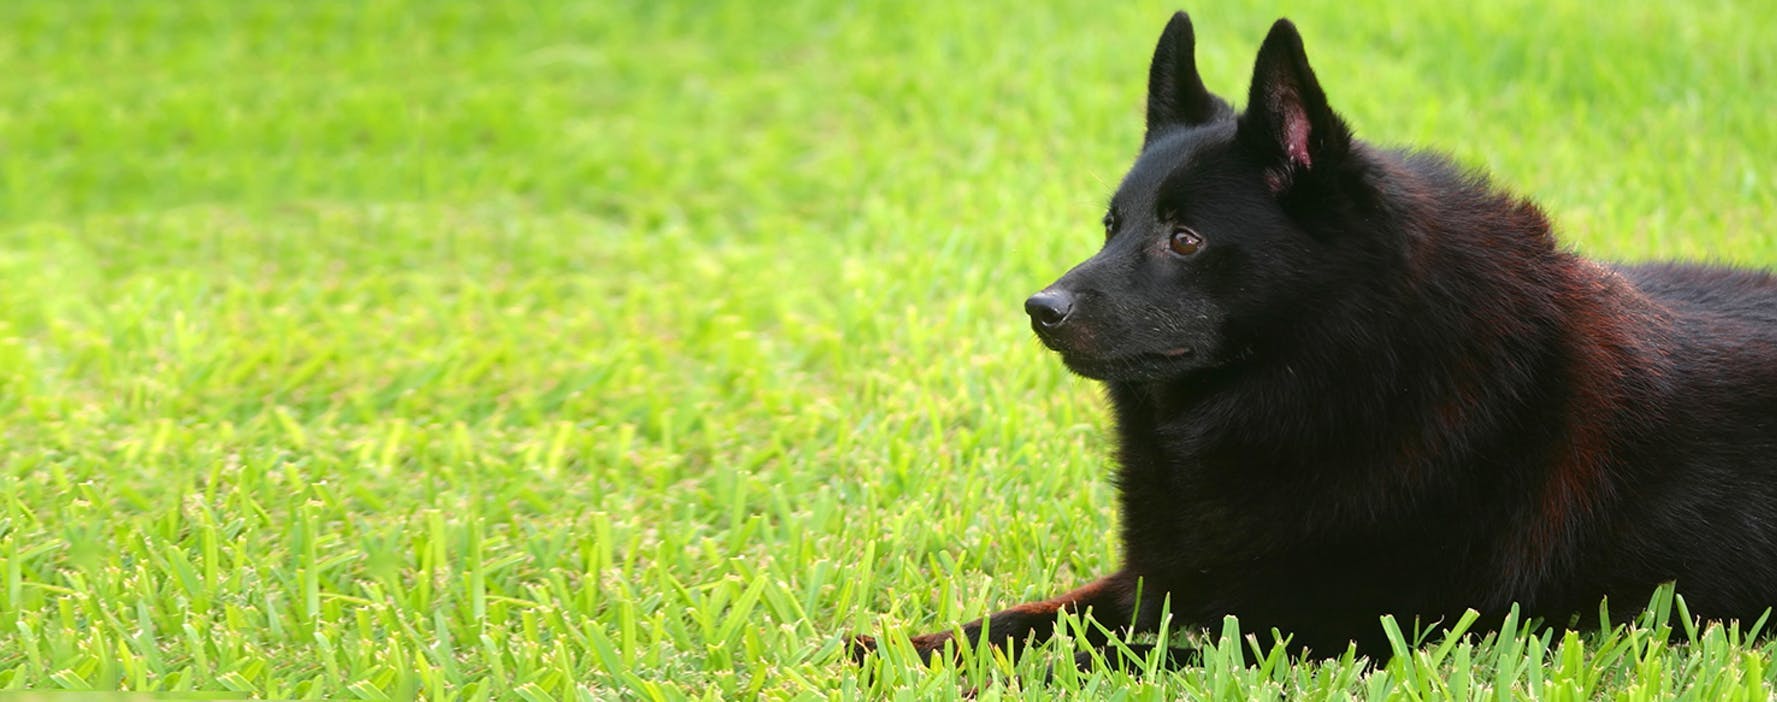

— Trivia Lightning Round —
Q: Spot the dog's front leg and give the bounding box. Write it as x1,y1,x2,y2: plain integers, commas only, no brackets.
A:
852,570,1140,662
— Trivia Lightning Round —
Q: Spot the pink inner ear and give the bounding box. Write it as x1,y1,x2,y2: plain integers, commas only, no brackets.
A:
1283,102,1312,168
1268,81,1312,168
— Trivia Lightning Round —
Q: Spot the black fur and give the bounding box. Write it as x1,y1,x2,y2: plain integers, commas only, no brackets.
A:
853,12,1777,663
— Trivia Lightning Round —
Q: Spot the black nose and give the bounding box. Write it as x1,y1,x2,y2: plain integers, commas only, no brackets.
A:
1024,290,1074,328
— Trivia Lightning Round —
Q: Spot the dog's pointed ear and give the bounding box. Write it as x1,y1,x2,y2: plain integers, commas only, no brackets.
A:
1238,19,1350,190
1145,11,1228,145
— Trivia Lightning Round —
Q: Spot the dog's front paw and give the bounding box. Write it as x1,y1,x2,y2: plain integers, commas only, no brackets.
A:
847,631,962,664
847,634,879,663
907,631,958,662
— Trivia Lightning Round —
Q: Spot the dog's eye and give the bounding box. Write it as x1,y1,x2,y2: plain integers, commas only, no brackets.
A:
1103,214,1117,238
1168,227,1204,256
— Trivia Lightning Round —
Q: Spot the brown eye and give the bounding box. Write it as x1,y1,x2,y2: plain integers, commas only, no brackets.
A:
1168,227,1203,256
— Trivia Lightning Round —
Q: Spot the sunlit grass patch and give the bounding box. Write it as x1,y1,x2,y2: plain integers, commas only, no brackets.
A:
0,0,1773,698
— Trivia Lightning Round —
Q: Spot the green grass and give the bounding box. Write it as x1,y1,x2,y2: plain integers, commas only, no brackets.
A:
0,0,1773,699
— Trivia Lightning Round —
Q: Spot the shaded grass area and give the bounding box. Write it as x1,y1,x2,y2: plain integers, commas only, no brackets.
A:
0,0,1772,698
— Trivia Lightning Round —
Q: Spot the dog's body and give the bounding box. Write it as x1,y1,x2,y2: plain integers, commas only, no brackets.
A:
855,13,1777,661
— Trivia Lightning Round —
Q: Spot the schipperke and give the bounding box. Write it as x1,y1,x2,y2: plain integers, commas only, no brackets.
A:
855,11,1777,664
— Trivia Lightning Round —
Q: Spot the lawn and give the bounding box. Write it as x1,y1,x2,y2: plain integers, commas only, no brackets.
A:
0,0,1773,699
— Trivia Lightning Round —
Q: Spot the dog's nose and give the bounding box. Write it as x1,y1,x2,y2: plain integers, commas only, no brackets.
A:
1024,290,1074,329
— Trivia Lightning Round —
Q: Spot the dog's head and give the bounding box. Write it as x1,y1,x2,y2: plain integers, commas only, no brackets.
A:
1029,13,1376,382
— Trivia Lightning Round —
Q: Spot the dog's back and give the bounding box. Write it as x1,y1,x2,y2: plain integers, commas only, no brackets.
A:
1579,262,1777,624
1621,263,1777,321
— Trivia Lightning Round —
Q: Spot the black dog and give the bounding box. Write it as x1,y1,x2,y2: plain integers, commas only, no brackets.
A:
854,12,1777,664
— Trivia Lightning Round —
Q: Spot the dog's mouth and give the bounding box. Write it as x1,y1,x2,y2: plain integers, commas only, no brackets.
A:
1056,346,1197,380
1063,346,1193,363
